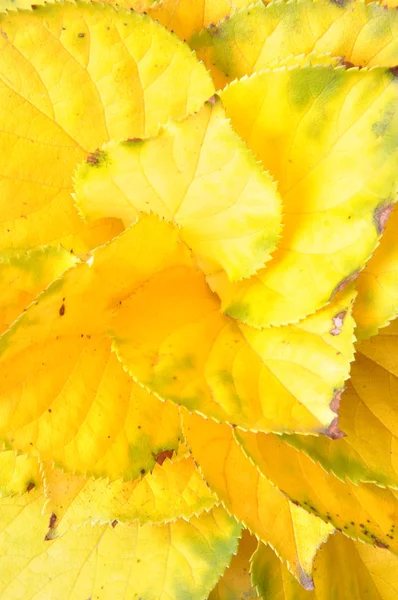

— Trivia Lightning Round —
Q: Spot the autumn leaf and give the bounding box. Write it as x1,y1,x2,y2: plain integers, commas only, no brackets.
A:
0,2,213,252
209,530,259,600
42,454,218,532
191,0,398,89
210,66,398,326
236,429,398,552
252,534,398,600
282,318,398,489
0,489,240,600
183,410,334,588
354,204,398,340
75,99,282,282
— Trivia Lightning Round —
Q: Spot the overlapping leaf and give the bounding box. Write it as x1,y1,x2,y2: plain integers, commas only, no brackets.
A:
75,99,282,282
0,489,240,600
284,319,398,489
148,0,254,39
354,204,398,340
0,2,213,251
42,454,217,532
183,411,334,588
0,214,356,441
208,66,398,326
191,0,398,88
0,246,77,335
209,530,259,600
252,534,398,600
237,429,398,553
0,451,41,498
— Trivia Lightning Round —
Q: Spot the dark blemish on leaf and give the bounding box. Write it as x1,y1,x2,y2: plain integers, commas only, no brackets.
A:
77,33,85,38
111,519,118,528
1,30,8,40
26,482,35,492
330,388,345,414
59,304,65,316
330,311,347,336
206,95,217,106
331,271,359,299
45,513,58,541
324,417,346,439
351,521,355,525
373,203,393,235
367,520,370,523
390,66,398,78
340,58,355,68
126,137,142,143
291,499,300,506
140,469,146,475
49,513,57,529
86,149,102,165
375,539,389,549
48,409,52,413
153,449,174,466
298,569,314,591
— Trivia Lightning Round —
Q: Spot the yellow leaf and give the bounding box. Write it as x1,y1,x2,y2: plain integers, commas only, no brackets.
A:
0,246,76,335
0,451,41,497
209,66,398,327
42,455,217,531
191,0,398,89
209,529,259,600
75,99,282,282
282,318,398,489
0,0,156,12
0,213,355,473
0,2,213,251
354,204,398,340
0,489,241,600
183,411,334,588
236,429,398,553
252,534,398,600
148,0,254,39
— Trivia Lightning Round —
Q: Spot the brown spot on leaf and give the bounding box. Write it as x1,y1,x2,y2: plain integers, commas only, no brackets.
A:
26,482,35,492
59,303,65,316
77,33,85,38
44,513,58,541
126,137,142,142
153,449,174,466
374,539,389,549
330,388,345,414
111,519,118,528
86,149,101,165
331,272,359,299
390,66,398,78
206,95,217,106
330,310,347,336
340,58,355,69
374,203,393,235
324,417,346,440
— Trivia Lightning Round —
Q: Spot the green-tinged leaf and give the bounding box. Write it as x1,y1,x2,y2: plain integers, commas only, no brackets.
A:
208,66,398,326
0,1,213,251
42,455,217,531
75,99,282,282
183,411,334,588
236,429,398,553
148,0,254,39
191,0,398,89
0,0,156,12
0,246,76,335
0,451,41,498
252,534,398,600
0,214,356,438
0,489,240,600
283,318,398,488
354,204,398,340
209,529,259,600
